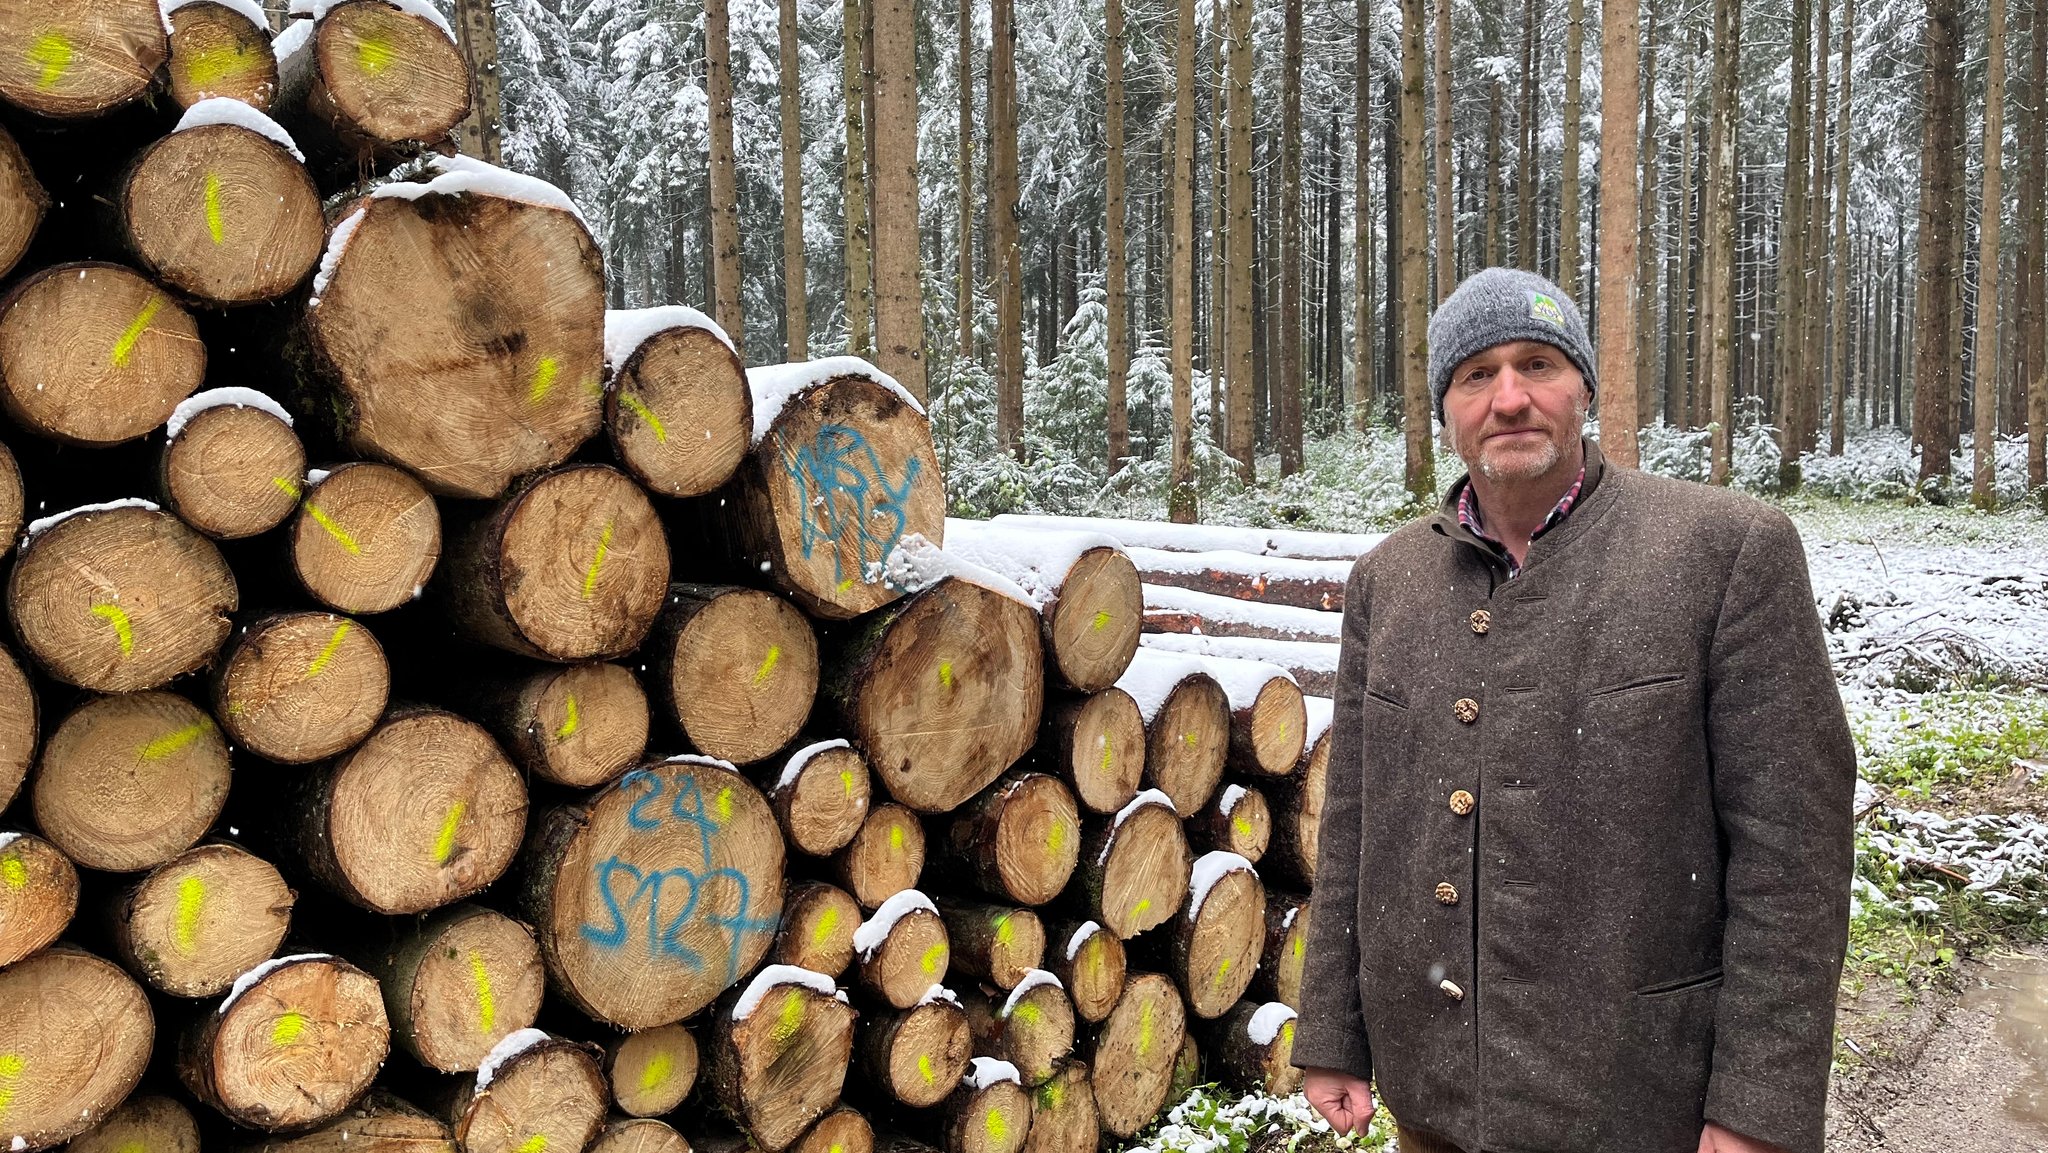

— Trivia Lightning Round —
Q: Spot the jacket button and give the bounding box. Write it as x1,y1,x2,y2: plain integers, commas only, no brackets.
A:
1440,979,1464,1001
1435,882,1459,905
1469,609,1492,634
1448,789,1475,816
1454,698,1480,724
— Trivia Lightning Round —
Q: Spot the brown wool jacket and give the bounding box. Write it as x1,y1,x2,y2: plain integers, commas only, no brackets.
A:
1292,439,1856,1153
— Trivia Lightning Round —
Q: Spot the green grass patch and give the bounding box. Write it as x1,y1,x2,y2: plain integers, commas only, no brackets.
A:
1852,689,2048,802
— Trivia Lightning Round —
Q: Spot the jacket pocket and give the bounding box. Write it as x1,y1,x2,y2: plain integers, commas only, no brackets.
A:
1586,672,1686,702
1634,966,1724,999
1364,684,1409,711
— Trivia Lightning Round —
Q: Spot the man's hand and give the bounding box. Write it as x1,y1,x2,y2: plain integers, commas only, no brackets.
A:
1697,1122,1793,1153
1303,1067,1375,1136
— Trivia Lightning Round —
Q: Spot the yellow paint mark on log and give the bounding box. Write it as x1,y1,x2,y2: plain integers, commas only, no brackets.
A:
272,475,303,500
556,693,580,739
31,32,71,89
639,1049,674,1093
92,602,135,655
1280,1021,1295,1048
271,1010,306,1046
0,1052,23,1118
1212,959,1232,987
917,1054,935,1084
994,913,1013,947
1092,610,1112,631
0,855,24,889
111,295,163,368
619,392,667,442
468,949,496,1033
204,172,226,244
938,660,953,690
1232,816,1253,840
116,1142,145,1153
837,577,857,593
1181,731,1198,749
305,503,361,554
185,42,249,87
1137,1000,1155,1057
1100,734,1114,774
811,904,839,946
1278,719,1287,741
1011,1001,1040,1027
919,941,947,975
142,718,213,761
581,521,614,600
1131,898,1151,922
753,644,781,686
830,1145,844,1153
714,787,733,823
983,1108,1008,1143
433,801,467,865
771,989,805,1045
515,1136,548,1153
355,34,394,74
527,355,560,403
1047,820,1066,856
304,621,351,679
175,874,207,953
888,823,905,852
1292,935,1305,959
840,769,855,797
1037,1077,1064,1110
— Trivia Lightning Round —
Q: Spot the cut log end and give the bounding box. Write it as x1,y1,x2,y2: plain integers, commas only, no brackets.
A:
1266,728,1328,888
450,1037,607,1153
794,1108,873,1153
183,955,389,1131
769,742,870,857
113,842,295,997
0,832,79,968
1021,1061,1097,1153
166,0,279,109
215,611,389,764
1235,676,1307,777
0,642,35,813
0,0,166,118
945,1078,1031,1153
715,973,858,1149
0,126,44,283
773,881,861,978
0,263,203,446
503,661,650,787
1045,689,1144,815
123,124,323,304
857,904,950,1009
590,1118,692,1153
1086,972,1186,1139
1046,921,1125,1025
382,906,546,1072
62,1095,200,1153
238,1092,454,1153
984,774,1080,906
163,404,308,539
1249,895,1309,1010
1142,675,1229,816
832,802,925,910
659,585,819,765
1176,868,1264,1019
1085,802,1188,939
0,949,154,1152
937,899,1044,990
309,1,472,149
34,692,230,873
861,1000,970,1109
608,324,752,496
990,980,1076,1086
1191,784,1271,864
12,504,236,693
291,462,441,615
1043,547,1143,693
606,1022,699,1118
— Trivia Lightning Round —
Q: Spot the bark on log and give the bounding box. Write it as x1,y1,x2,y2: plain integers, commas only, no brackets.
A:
236,1092,454,1153
1137,633,1336,697
288,462,441,615
0,263,204,446
1113,651,1227,816
34,692,231,872
164,1,279,110
0,125,45,281
1164,853,1263,1019
63,1095,200,1153
934,897,1044,990
647,584,818,765
1262,699,1329,888
831,802,925,910
161,400,308,539
0,0,167,118
1245,892,1308,1010
827,576,1043,813
120,122,323,304
0,831,78,967
1206,659,1306,778
1138,594,1339,644
1068,791,1187,939
761,740,870,857
441,465,669,661
1039,690,1144,815
285,708,527,914
303,173,604,500
0,948,154,1152
522,759,784,1029
367,904,545,1072
606,314,752,497
729,368,945,619
0,642,36,814
1166,1032,1199,1105
1187,782,1270,863
936,773,1080,908
855,996,972,1109
710,967,858,1150
936,1069,1031,1153
1042,920,1125,1025
471,660,649,788
1126,546,1349,611
445,1033,607,1153
853,892,951,1009
606,1022,699,1118
1083,972,1186,1139
213,611,389,764
10,502,236,691
1197,1001,1301,1096
110,841,295,996
1020,1060,1097,1153
772,880,861,978
965,976,1075,1087
590,1118,692,1153
181,953,389,1131
273,1,470,172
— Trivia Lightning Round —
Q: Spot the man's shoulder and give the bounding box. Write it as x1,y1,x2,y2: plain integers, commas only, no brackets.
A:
1609,466,1790,546
1347,514,1449,585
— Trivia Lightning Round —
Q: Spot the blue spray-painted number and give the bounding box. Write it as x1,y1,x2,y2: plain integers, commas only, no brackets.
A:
780,422,922,588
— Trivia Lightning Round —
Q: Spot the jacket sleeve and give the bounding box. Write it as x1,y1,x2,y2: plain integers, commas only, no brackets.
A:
1289,555,1373,1079
1701,508,1856,1153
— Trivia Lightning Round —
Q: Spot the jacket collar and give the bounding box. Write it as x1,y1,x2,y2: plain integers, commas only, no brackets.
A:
1430,437,1612,566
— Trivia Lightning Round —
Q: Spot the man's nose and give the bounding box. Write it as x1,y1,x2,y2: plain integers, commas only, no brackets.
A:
1490,367,1533,411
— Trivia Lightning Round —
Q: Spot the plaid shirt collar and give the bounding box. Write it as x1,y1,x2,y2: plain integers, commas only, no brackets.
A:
1456,467,1587,579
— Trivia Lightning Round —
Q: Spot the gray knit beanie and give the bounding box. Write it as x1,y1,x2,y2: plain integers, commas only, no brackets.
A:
1427,267,1597,421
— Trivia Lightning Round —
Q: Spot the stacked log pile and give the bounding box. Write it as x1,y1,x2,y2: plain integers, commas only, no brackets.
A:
0,6,1353,1152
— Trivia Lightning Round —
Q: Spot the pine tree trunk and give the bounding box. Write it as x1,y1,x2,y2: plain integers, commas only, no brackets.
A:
1432,0,1452,302
707,0,744,358
1806,0,1832,460
844,0,874,359
1399,0,1434,499
452,0,504,163
1225,0,1256,481
1673,51,1698,429
1634,7,1660,426
1775,0,1811,484
1516,0,1536,264
1976,0,2007,507
872,0,926,401
1831,0,1856,453
957,0,974,367
783,0,809,360
1560,0,1585,294
1107,0,1131,474
1596,0,1641,465
1352,0,1373,432
1279,0,1304,474
1706,0,1741,482
1915,0,1963,483
992,0,1025,457
2030,0,2047,493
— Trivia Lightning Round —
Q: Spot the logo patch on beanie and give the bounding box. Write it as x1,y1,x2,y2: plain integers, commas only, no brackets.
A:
1528,291,1566,329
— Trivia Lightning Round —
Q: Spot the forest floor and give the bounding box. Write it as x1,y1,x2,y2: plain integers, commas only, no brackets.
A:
1114,495,2048,1153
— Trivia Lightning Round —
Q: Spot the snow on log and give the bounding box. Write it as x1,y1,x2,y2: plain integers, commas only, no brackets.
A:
986,513,1383,561
1137,632,1338,697
1126,545,1350,611
760,739,870,857
1139,583,1340,643
164,1,278,111
1111,649,1228,815
1197,1000,1302,1096
604,307,751,497
1188,653,1307,777
1070,789,1188,939
943,518,1143,692
1043,918,1125,1024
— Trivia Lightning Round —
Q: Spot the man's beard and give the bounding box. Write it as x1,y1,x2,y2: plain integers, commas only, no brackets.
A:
1442,400,1589,482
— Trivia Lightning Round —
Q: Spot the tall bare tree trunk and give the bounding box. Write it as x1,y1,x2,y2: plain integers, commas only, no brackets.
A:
1916,0,1963,484
707,0,745,359
1975,0,2007,507
1279,0,1304,473
992,0,1025,455
1635,6,1660,425
1171,0,1198,519
1597,0,1641,465
843,0,874,358
1772,0,1811,485
1674,48,1698,428
2029,0,2047,495
1226,0,1256,480
1560,0,1585,295
1432,0,1453,301
781,0,808,361
1352,0,1374,431
452,0,503,164
1830,0,1858,452
1108,0,1131,472
1806,0,1831,457
1399,0,1435,499
956,0,974,366
871,0,926,400
1516,0,1537,266
1210,12,1228,426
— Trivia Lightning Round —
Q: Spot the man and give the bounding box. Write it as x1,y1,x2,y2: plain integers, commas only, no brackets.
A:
1294,267,1855,1153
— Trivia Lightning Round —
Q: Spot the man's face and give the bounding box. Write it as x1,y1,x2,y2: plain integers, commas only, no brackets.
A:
1440,340,1591,483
